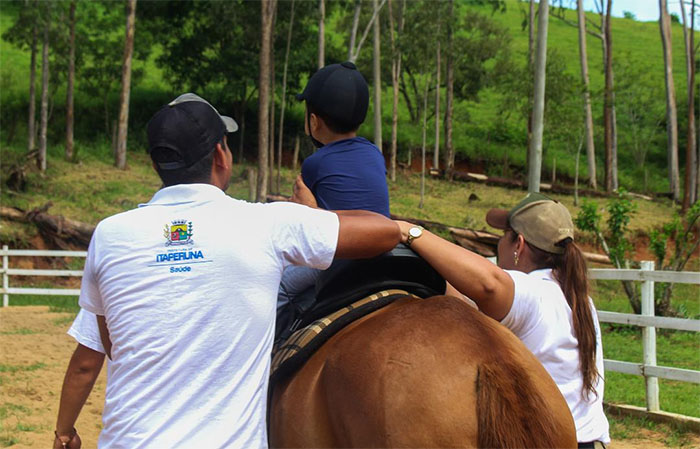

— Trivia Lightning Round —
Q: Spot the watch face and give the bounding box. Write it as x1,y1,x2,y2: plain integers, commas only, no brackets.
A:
409,227,422,238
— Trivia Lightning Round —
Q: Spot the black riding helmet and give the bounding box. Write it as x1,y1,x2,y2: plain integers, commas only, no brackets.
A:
296,61,369,133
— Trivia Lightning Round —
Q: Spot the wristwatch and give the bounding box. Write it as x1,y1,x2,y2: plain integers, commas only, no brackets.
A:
406,226,424,247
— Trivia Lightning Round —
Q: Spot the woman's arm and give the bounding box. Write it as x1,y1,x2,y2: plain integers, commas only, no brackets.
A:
396,221,514,320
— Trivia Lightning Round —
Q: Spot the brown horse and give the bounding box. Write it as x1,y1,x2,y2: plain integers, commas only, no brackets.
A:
270,294,577,448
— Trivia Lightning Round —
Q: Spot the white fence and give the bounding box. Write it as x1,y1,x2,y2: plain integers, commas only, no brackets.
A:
590,262,700,414
1,246,699,414
0,245,86,307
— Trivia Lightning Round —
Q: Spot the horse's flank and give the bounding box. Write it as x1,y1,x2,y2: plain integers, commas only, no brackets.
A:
270,295,577,448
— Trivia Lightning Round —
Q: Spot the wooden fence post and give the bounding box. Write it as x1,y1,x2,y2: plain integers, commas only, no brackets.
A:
641,260,660,411
2,245,8,307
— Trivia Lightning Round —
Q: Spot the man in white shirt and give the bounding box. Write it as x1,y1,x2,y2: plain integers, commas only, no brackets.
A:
53,93,400,449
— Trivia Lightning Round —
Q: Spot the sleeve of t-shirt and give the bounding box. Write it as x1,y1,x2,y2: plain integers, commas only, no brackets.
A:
269,202,339,270
499,270,544,340
67,309,105,354
301,155,321,192
78,229,105,316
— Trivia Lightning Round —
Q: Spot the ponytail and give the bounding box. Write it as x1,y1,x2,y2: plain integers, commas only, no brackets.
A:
557,241,599,400
524,237,600,399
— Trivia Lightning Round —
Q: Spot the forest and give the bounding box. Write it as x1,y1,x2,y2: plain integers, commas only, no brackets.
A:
1,0,698,204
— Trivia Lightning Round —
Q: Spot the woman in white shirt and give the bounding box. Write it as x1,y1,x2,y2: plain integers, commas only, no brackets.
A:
396,192,610,449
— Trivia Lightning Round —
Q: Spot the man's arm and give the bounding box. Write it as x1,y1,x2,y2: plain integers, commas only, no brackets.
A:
54,344,105,449
334,210,401,259
96,315,112,360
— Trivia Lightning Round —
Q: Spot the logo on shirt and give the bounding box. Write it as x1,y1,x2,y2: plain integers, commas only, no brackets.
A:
164,220,193,246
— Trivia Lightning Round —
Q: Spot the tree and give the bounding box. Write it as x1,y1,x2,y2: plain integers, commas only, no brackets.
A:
115,0,137,170
615,55,665,192
659,0,681,201
258,0,277,202
433,18,441,170
680,0,697,209
65,0,77,161
38,2,51,172
347,0,386,63
551,0,618,191
387,0,405,181
528,0,549,192
372,0,382,151
577,0,597,189
277,0,295,192
2,1,41,153
443,0,454,177
318,0,325,68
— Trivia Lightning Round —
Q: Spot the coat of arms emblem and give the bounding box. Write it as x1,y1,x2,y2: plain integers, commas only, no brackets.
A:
164,220,193,246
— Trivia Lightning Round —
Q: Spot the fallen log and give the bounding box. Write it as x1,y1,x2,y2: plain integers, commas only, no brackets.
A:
434,169,654,201
1,203,95,249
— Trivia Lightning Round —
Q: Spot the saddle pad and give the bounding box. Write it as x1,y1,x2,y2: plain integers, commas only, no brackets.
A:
270,289,416,385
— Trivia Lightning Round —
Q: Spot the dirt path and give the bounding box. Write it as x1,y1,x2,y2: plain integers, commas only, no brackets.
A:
0,306,105,448
0,306,697,448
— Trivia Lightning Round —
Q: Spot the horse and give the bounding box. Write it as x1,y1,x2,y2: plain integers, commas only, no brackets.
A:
270,293,577,448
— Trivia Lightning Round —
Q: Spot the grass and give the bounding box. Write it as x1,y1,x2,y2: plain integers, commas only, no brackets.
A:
0,328,36,335
608,413,698,447
0,363,46,374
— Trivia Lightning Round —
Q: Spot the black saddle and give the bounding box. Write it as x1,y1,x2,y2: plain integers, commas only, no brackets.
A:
276,244,446,343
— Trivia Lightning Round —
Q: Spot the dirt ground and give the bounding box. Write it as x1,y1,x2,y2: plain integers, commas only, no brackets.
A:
0,306,697,448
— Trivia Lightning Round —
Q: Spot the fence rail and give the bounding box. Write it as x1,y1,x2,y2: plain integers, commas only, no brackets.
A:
590,262,700,414
0,246,86,306
1,247,699,416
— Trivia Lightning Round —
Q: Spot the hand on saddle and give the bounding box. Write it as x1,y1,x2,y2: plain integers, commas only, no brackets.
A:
291,175,318,208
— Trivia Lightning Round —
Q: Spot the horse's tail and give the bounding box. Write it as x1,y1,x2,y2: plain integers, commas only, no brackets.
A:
476,358,561,449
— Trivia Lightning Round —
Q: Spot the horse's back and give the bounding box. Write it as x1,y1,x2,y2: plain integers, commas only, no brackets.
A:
270,295,577,448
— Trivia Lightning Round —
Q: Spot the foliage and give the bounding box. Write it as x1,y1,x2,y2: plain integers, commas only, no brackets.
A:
575,192,644,313
648,202,700,315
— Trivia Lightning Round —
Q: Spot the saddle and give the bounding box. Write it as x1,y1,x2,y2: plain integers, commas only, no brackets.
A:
271,244,446,385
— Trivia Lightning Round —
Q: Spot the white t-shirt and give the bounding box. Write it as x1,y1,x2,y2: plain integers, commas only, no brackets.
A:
501,269,610,444
79,184,339,449
68,309,105,353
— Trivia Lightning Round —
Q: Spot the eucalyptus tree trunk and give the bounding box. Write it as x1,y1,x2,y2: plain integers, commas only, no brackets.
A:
318,0,325,69
444,0,454,178
348,0,386,63
602,0,615,192
258,0,277,202
528,0,549,193
39,18,49,172
680,0,697,209
65,0,76,161
115,0,137,170
277,0,295,192
659,0,680,201
348,0,361,61
388,0,402,181
577,0,596,189
433,28,440,171
527,0,535,162
372,0,382,151
28,19,37,153
269,51,276,193
419,75,431,209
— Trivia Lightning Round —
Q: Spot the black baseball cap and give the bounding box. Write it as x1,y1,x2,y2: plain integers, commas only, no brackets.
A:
147,93,238,170
296,61,369,129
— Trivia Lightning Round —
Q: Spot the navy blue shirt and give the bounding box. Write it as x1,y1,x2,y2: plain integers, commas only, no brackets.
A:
301,137,390,217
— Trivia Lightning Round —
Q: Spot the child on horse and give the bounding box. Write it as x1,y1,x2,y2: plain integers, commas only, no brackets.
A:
279,62,390,332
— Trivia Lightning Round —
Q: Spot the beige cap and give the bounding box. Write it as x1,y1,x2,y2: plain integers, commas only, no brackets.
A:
486,192,574,254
